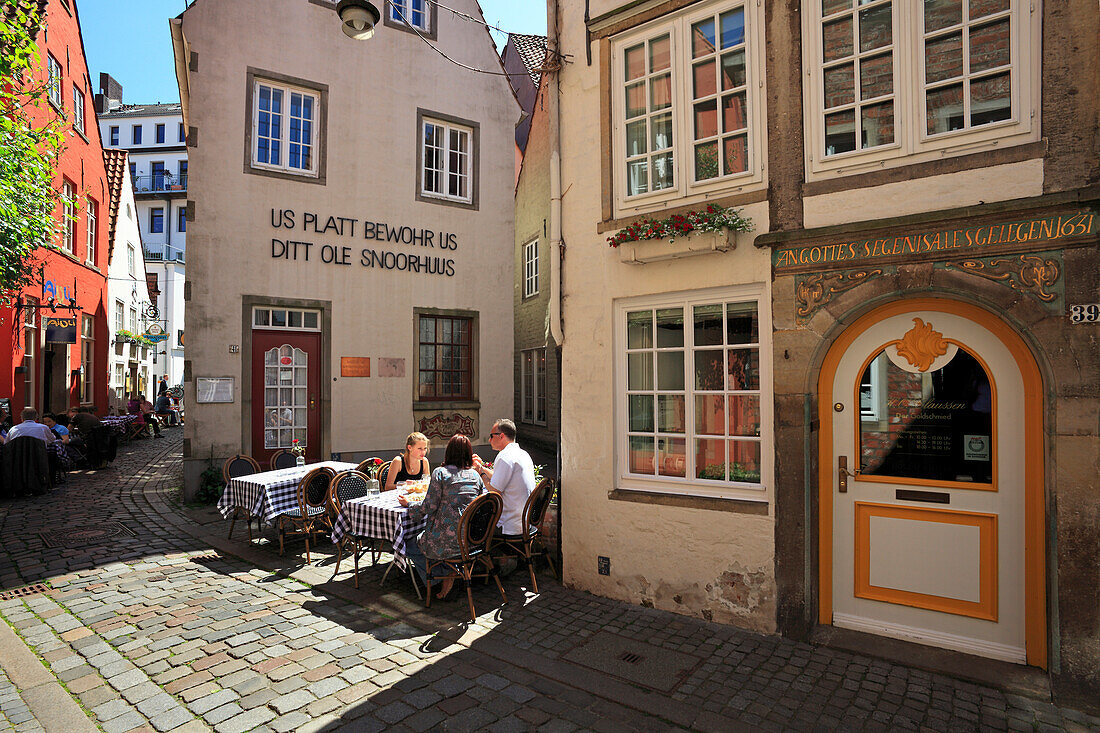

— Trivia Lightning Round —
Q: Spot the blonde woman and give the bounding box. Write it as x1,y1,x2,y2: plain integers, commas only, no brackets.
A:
385,432,431,491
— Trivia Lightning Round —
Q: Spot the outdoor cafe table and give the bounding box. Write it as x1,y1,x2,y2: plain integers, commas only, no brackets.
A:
217,461,358,526
100,414,138,436
330,491,429,596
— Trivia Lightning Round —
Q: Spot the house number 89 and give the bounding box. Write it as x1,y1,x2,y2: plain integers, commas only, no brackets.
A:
1069,304,1100,323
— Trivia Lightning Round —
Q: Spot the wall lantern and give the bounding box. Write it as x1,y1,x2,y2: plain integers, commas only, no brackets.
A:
336,0,381,40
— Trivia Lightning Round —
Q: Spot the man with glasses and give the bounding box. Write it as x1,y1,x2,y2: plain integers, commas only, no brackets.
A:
474,419,536,547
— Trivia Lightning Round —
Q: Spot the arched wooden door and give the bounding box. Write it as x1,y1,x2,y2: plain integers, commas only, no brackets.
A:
818,299,1046,667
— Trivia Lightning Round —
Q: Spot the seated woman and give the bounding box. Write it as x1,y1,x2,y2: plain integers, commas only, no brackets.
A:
399,434,484,599
384,431,430,491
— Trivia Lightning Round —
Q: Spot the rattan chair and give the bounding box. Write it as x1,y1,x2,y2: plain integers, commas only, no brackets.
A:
275,466,335,563
223,454,261,540
376,460,393,490
425,491,507,622
490,477,557,593
269,449,297,471
329,470,376,587
355,457,385,477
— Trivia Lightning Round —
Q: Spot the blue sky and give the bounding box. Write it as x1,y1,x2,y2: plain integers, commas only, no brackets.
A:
79,0,548,104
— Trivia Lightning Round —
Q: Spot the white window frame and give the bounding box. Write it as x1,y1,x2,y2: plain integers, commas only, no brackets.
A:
252,307,322,332
109,126,119,146
114,363,126,400
81,315,94,403
115,299,125,332
420,117,473,204
614,283,772,501
610,0,768,218
23,297,37,406
61,181,74,252
251,79,320,177
72,83,84,134
389,0,430,32
127,244,136,276
46,54,62,108
85,198,96,265
802,0,1040,181
129,307,138,333
523,239,539,298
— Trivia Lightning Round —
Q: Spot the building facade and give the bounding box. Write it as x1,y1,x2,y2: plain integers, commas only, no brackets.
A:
103,150,156,412
0,0,109,420
554,0,1098,704
97,85,187,388
172,0,520,492
506,34,562,456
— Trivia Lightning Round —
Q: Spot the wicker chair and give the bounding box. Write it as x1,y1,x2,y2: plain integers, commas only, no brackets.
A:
275,466,336,563
355,457,385,477
329,470,376,587
223,454,261,540
425,491,507,622
376,460,393,490
269,449,297,471
490,477,557,593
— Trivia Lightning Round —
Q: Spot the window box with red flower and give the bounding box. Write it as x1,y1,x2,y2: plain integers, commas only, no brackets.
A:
609,204,753,265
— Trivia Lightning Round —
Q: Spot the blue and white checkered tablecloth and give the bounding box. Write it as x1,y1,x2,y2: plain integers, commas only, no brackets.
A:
330,491,428,568
218,461,357,524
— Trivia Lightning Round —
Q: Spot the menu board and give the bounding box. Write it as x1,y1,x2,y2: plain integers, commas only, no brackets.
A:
195,377,235,403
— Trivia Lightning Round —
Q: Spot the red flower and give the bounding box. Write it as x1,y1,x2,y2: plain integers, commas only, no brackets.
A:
372,458,383,465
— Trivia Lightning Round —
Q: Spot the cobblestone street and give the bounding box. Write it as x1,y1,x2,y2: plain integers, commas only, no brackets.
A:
0,432,1096,732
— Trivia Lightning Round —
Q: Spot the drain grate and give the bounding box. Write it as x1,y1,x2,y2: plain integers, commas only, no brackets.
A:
564,633,701,692
39,522,135,548
0,583,49,600
619,651,644,664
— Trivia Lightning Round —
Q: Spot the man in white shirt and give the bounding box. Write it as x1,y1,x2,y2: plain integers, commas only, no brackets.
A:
474,419,535,537
7,408,57,445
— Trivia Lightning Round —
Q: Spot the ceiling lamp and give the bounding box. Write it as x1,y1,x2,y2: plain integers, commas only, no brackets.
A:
337,0,381,40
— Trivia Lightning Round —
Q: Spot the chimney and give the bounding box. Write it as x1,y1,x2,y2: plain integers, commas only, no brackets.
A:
97,72,123,113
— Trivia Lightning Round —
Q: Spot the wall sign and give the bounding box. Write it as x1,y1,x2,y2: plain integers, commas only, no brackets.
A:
1069,303,1100,323
340,357,371,377
44,316,77,344
417,413,475,440
269,208,458,278
774,211,1097,272
195,377,234,403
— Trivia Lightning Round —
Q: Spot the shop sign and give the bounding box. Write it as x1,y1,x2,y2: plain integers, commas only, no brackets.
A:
44,316,77,343
775,210,1097,272
340,357,371,377
144,323,168,343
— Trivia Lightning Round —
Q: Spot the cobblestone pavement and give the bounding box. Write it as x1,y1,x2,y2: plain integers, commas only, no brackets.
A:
0,431,1097,733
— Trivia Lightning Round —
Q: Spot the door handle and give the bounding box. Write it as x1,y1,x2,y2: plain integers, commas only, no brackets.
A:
838,456,856,493
309,395,316,410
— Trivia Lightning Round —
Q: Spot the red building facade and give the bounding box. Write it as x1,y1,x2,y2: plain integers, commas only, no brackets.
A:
1,0,109,418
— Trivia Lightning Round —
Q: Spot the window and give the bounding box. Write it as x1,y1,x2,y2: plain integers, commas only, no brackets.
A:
151,161,166,190
419,115,475,205
81,315,94,403
155,123,165,144
252,307,320,331
109,126,119,146
47,54,62,108
178,160,187,184
115,299,125,332
129,307,137,333
252,80,319,175
129,162,137,180
805,0,1036,177
132,124,142,144
617,288,770,498
127,244,136,275
417,314,472,401
523,239,539,298
23,297,37,406
521,349,548,425
388,0,431,32
86,198,97,265
72,84,85,134
114,363,125,400
177,206,187,233
150,208,164,234
61,181,75,252
178,122,186,142
611,1,766,211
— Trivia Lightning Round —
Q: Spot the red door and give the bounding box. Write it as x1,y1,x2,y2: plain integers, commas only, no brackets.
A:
251,330,322,465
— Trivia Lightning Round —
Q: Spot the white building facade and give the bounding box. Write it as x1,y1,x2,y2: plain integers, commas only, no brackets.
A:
97,76,186,388
103,149,155,411
172,0,520,495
